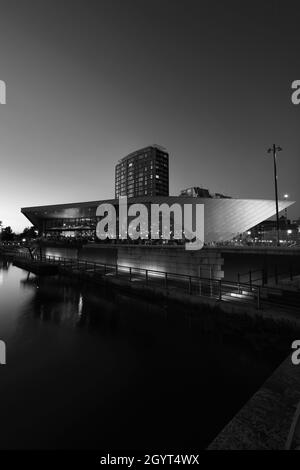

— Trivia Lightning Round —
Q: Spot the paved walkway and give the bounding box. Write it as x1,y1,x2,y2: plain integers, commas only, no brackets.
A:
208,355,300,450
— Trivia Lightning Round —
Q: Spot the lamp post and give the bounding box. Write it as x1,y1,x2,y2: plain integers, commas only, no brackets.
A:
284,193,289,223
267,144,282,247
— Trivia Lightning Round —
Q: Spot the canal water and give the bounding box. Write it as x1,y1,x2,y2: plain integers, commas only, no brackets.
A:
0,258,293,450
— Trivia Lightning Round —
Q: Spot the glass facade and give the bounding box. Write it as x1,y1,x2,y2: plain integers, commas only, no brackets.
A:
115,145,169,198
43,217,97,240
22,196,294,245
41,208,182,244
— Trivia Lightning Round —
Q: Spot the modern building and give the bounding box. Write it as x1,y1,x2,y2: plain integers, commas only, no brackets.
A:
22,196,294,245
180,187,231,199
115,145,169,198
180,187,211,198
248,216,300,244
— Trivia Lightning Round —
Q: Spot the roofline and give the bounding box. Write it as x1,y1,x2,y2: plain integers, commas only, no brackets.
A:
21,196,296,213
117,145,168,164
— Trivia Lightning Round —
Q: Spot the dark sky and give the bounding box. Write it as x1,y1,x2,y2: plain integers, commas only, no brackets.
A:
0,0,299,231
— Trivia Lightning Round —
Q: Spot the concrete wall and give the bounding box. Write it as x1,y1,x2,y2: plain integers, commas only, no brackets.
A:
117,246,224,279
42,244,224,279
44,246,78,259
209,354,300,450
222,251,300,283
78,245,118,265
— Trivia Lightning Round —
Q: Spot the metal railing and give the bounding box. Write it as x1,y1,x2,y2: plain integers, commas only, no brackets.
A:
13,251,264,310
238,265,299,287
237,269,264,287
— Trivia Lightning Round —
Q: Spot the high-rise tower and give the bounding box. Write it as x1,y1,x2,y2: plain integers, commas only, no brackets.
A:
115,145,169,198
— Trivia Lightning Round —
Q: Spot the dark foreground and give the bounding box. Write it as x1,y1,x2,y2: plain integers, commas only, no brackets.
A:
0,258,295,450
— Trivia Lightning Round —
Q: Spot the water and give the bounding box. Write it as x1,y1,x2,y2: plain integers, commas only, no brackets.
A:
0,258,287,450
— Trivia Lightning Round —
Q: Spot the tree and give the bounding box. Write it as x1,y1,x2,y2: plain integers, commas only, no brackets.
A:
1,226,14,242
20,226,38,240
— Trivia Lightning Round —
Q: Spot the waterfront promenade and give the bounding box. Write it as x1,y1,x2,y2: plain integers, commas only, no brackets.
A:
12,252,300,319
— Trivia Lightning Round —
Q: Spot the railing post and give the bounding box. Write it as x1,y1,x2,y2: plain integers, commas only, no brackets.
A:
189,276,192,295
237,273,241,294
145,269,148,285
165,272,168,289
257,286,261,310
116,264,118,277
129,267,132,282
249,270,252,291
199,278,202,296
219,280,222,301
264,268,268,285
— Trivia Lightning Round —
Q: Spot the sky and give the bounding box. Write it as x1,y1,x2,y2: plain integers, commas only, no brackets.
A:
0,0,299,232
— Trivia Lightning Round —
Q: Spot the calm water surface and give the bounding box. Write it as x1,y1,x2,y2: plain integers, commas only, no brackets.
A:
0,258,284,449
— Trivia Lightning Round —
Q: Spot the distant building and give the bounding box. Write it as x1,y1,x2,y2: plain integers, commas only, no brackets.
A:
248,216,299,243
115,145,169,198
179,187,231,199
293,217,300,227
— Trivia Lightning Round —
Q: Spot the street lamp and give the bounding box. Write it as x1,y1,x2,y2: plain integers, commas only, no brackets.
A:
284,193,289,222
267,144,282,247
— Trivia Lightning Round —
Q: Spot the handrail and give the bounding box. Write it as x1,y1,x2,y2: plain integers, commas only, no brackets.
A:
12,251,265,310
14,251,259,287
9,252,300,312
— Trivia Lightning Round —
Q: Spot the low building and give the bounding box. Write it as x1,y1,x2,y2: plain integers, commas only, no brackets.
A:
21,197,295,278
248,216,299,244
179,187,231,199
22,196,293,245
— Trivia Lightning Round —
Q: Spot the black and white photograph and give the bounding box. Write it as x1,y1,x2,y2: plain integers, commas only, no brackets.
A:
1,0,300,458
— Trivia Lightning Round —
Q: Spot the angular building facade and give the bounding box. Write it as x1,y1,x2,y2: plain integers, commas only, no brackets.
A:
22,196,294,244
115,145,169,198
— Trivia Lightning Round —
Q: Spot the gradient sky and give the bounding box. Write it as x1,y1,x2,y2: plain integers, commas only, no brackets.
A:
0,0,299,232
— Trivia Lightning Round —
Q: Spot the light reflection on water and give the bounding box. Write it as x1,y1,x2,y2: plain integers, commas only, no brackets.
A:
0,258,291,450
